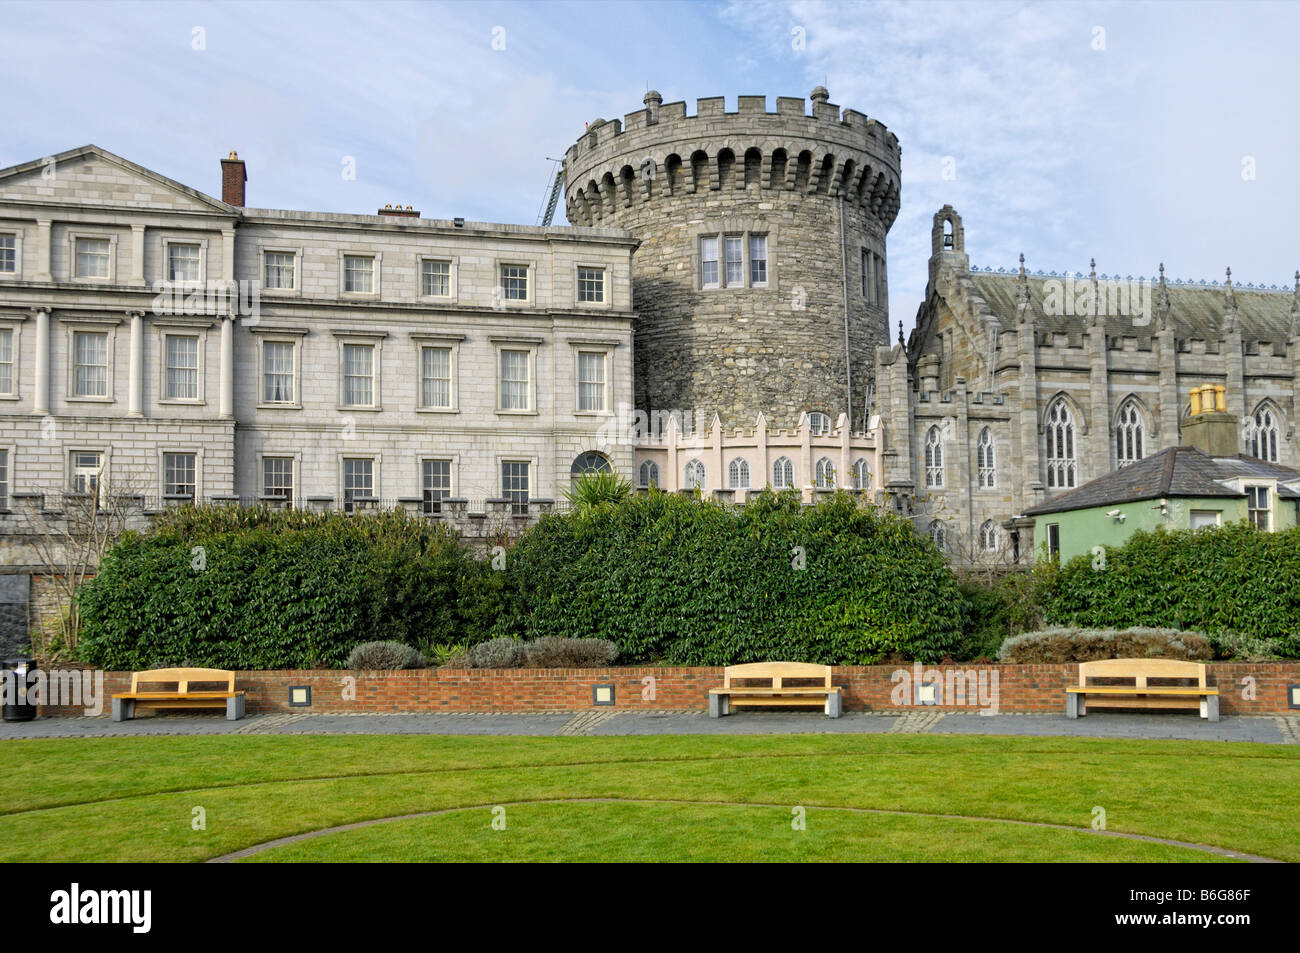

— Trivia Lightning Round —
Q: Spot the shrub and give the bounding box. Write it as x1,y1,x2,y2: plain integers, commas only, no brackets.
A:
998,626,1213,663
494,489,964,665
468,637,527,669
346,641,427,670
523,637,619,668
1210,631,1290,662
956,569,1048,660
77,507,495,670
1040,523,1300,656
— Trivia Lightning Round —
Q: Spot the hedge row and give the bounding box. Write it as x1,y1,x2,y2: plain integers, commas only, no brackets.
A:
77,508,499,670
493,490,965,665
1039,523,1300,656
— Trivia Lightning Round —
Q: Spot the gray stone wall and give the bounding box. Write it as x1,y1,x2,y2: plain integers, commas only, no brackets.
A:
563,90,901,430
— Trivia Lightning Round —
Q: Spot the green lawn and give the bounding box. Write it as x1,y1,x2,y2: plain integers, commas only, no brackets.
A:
0,734,1294,862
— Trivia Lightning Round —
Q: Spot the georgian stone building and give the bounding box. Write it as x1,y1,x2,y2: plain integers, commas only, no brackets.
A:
0,144,638,517
873,206,1300,562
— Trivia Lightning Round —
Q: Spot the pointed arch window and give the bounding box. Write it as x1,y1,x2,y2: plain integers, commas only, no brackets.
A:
814,457,836,489
808,412,831,435
924,426,944,487
928,519,947,550
852,458,871,491
979,520,999,552
1045,399,1077,489
1248,404,1280,463
684,458,705,490
638,460,659,488
977,427,996,487
772,456,795,490
1116,401,1145,467
727,457,750,489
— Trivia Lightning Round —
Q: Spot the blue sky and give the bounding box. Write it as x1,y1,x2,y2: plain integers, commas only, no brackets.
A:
3,0,1297,328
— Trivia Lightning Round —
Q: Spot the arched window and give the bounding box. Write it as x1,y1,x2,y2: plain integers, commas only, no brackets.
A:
638,460,659,488
808,412,831,435
727,457,750,489
1116,401,1145,468
851,458,871,491
1248,404,1280,463
1044,399,1077,489
684,458,706,490
570,451,611,478
772,456,794,490
979,519,999,552
924,426,944,487
814,457,836,489
977,427,996,488
928,520,947,550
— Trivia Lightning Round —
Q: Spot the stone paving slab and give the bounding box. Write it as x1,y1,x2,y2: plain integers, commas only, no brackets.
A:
0,711,1291,743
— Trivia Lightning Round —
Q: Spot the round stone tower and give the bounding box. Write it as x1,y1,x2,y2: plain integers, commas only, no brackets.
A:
563,88,901,430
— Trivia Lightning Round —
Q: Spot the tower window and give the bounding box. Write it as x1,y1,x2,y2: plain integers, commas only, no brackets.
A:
700,237,719,288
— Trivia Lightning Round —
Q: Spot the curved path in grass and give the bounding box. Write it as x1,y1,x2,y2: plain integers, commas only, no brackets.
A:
207,797,1283,863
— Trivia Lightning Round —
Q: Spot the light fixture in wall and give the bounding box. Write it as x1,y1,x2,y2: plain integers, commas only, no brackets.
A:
592,683,615,706
1288,685,1300,710
914,683,938,706
288,685,312,708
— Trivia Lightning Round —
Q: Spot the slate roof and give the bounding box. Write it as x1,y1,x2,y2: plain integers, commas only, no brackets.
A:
1024,447,1300,516
968,272,1297,347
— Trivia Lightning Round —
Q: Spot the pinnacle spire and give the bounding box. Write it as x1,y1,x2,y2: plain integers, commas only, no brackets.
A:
1223,266,1237,333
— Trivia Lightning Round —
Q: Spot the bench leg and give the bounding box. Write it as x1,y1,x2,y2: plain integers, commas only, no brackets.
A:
226,696,245,721
1203,695,1219,722
1066,693,1080,719
709,694,729,718
111,698,134,722
825,691,842,719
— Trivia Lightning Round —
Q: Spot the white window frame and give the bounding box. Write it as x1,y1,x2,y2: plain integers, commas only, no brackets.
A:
924,425,944,488
852,458,871,491
808,412,831,436
64,321,118,402
339,453,380,511
260,453,297,504
420,457,455,513
69,231,118,283
418,256,456,300
0,230,23,280
772,456,795,490
158,448,201,502
260,246,302,296
977,427,997,488
500,457,533,514
1115,402,1145,468
1245,484,1272,531
496,260,535,306
1247,404,1281,463
333,331,385,411
256,333,303,409
0,445,11,511
748,234,768,287
574,263,608,308
68,448,107,498
154,324,209,405
412,340,457,412
814,456,836,489
979,519,999,552
699,236,720,289
0,319,21,399
698,228,774,290
684,458,706,490
727,457,751,490
1044,399,1078,490
638,460,660,488
493,339,539,415
573,345,612,415
339,251,381,297
161,237,207,286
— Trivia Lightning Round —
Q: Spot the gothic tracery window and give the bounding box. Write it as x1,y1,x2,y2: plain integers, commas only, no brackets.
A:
1116,401,1145,468
977,427,996,488
1045,399,1077,489
924,425,944,488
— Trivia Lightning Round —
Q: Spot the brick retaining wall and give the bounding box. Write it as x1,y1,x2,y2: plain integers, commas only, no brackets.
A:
33,663,1300,717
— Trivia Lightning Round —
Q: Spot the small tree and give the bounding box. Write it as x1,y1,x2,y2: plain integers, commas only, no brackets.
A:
18,471,148,658
564,470,634,510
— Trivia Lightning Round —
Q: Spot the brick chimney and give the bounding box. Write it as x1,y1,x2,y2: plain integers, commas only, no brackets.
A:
220,151,246,207
1181,384,1238,456
378,203,419,218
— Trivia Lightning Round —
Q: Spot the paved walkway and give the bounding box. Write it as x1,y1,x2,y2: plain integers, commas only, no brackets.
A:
1,710,1297,743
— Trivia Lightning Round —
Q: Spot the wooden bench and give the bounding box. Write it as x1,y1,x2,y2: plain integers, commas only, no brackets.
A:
709,662,842,718
111,668,246,722
1065,658,1218,722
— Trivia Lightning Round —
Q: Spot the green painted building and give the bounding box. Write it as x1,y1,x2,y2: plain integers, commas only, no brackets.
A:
1023,446,1300,563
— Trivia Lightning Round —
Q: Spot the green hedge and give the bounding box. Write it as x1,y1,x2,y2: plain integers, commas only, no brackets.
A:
494,490,964,664
1040,523,1300,655
77,507,495,670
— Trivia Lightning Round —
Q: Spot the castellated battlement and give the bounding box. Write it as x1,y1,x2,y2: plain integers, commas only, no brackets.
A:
563,89,902,231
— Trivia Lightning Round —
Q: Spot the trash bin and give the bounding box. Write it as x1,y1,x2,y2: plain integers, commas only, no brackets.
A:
2,658,37,722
